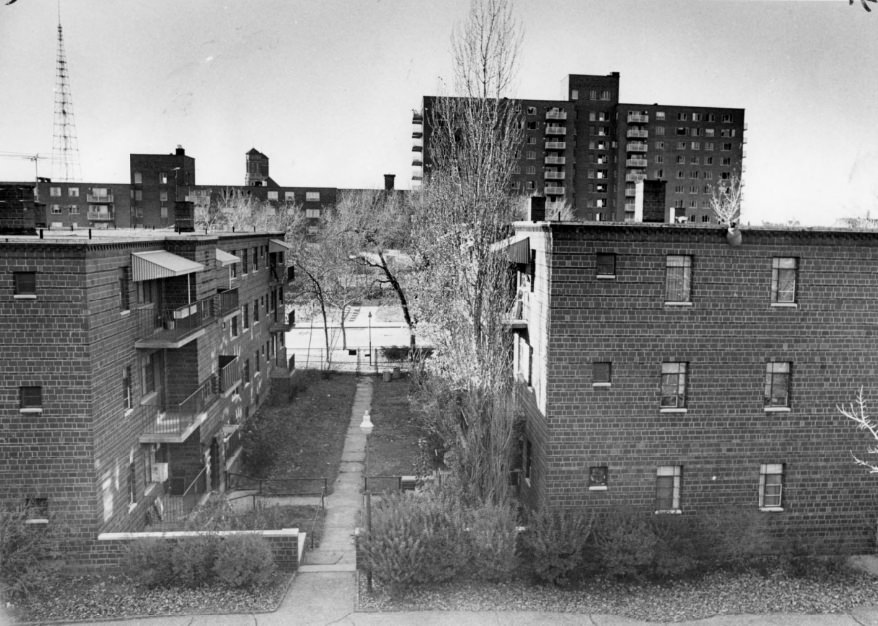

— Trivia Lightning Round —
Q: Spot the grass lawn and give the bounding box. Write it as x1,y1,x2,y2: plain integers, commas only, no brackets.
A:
243,370,358,494
366,374,433,477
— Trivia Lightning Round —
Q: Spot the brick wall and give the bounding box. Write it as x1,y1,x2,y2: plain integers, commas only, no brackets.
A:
514,223,878,553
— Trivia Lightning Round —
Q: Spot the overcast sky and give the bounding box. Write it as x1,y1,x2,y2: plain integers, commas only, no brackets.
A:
0,0,876,225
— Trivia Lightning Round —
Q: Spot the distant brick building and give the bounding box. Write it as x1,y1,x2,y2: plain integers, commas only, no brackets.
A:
506,219,878,553
0,229,295,561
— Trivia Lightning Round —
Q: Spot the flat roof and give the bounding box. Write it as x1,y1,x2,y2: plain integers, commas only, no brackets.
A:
0,228,285,246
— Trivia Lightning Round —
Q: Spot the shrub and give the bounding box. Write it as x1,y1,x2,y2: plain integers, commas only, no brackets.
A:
696,506,771,570
593,508,657,580
122,538,174,588
361,490,470,593
213,535,276,589
381,345,410,363
650,514,701,579
521,508,593,586
0,507,63,602
241,412,280,479
468,502,518,581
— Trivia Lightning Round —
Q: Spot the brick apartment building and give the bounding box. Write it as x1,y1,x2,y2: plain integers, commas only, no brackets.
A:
505,217,878,553
0,229,295,559
414,72,746,224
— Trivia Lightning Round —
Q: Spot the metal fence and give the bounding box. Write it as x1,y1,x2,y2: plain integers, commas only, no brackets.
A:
156,466,208,523
286,345,411,374
227,473,328,497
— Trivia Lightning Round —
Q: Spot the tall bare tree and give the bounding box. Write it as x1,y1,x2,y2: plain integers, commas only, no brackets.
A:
411,0,523,504
709,174,743,228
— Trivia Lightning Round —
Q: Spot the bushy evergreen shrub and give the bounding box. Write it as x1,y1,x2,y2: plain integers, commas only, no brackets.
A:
468,502,519,581
593,508,657,580
520,508,593,586
169,534,220,588
213,535,276,589
123,538,175,588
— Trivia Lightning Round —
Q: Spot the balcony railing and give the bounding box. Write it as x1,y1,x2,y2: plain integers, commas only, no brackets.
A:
625,202,636,212
627,129,648,138
87,194,114,203
270,309,295,333
135,295,220,348
504,293,528,329
545,126,567,136
140,376,218,443
87,210,114,221
156,467,208,523
218,356,240,394
544,170,565,180
412,158,423,166
217,288,239,316
546,186,565,195
545,141,566,150
626,158,648,168
627,113,649,123
546,110,567,120
412,144,423,152
625,187,636,197
626,172,646,182
545,156,566,165
627,142,648,152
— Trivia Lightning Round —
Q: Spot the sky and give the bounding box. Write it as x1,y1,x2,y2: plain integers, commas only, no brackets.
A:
0,0,876,225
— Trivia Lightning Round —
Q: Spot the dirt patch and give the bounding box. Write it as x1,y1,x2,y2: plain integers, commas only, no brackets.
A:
366,375,431,477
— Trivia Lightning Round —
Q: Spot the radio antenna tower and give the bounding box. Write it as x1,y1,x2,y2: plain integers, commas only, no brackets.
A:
51,2,82,182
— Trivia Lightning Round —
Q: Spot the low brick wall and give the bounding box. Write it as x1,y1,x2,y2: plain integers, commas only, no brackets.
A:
93,528,300,572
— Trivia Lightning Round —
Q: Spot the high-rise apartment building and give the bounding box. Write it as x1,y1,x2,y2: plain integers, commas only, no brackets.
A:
413,72,746,224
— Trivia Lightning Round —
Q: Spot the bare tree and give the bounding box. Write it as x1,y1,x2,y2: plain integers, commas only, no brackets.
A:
709,174,743,228
838,388,878,472
851,0,876,11
411,0,524,504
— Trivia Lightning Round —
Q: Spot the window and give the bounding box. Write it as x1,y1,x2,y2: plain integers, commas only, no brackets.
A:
690,142,700,150
51,204,61,214
50,186,61,197
705,128,715,137
588,466,608,490
676,170,685,179
68,205,79,214
123,366,132,411
722,143,733,151
305,208,320,219
660,362,687,409
665,255,692,303
119,267,130,311
243,359,251,384
243,304,250,329
692,113,702,122
160,206,168,219
526,151,535,160
527,135,536,145
771,258,798,304
593,362,612,386
285,191,295,201
676,127,688,136
600,89,611,101
133,172,142,184
19,386,42,411
690,171,699,179
526,166,536,175
676,142,686,151
656,111,666,120
705,156,714,165
123,461,135,508
690,156,700,165
570,89,578,100
267,191,278,201
25,497,49,523
253,248,259,271
141,353,156,395
242,249,249,273
764,362,791,409
13,271,36,297
654,169,664,179
702,215,710,223
256,349,261,372
705,142,715,151
654,155,664,164
159,173,168,185
159,191,168,202
231,315,239,337
253,298,259,322
721,114,733,123
527,106,536,115
677,112,689,121
721,157,732,166
759,464,783,510
68,187,79,197
134,190,142,201
707,113,716,122
307,191,322,202
596,253,616,277
655,127,665,136
656,466,682,512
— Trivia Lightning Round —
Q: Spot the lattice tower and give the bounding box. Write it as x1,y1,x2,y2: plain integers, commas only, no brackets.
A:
51,12,82,182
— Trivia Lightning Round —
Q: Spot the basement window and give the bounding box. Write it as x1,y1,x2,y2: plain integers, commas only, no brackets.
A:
13,272,36,299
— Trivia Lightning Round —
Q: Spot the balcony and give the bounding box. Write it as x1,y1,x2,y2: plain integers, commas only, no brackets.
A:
545,156,566,165
412,158,423,166
217,288,239,316
87,194,114,203
412,129,423,139
545,186,565,196
626,158,648,168
627,142,648,153
546,109,567,120
503,293,528,330
134,296,218,349
625,186,636,197
626,172,646,182
627,113,649,124
140,376,218,444
412,144,423,152
87,209,114,221
545,141,566,150
627,129,648,138
412,113,423,124
545,126,567,136
271,309,295,333
625,202,636,212
544,170,565,180
218,355,240,395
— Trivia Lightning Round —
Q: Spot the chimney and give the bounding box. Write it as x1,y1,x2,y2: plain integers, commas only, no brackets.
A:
384,174,395,191
175,145,185,156
529,196,546,222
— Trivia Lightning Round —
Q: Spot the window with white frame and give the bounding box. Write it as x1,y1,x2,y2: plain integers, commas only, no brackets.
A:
306,191,320,202
50,186,61,197
764,362,791,409
771,258,798,304
588,466,608,490
655,466,682,512
267,191,278,201
593,362,612,386
665,255,692,303
305,208,320,219
285,191,295,201
51,204,61,214
660,362,687,409
68,187,79,197
758,464,783,510
123,366,132,411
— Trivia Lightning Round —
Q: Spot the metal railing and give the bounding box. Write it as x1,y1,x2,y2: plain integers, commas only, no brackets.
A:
136,292,237,343
626,158,648,167
545,186,565,195
545,109,567,120
544,170,565,180
227,473,328,497
627,128,648,138
363,476,419,493
86,194,114,203
87,210,114,221
143,377,217,438
223,427,242,463
545,126,567,135
160,466,208,522
627,142,648,152
545,156,566,165
545,141,566,150
219,356,239,393
627,113,649,123
216,288,239,316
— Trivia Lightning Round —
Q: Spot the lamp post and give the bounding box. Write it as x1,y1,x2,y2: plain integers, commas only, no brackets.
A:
368,311,373,368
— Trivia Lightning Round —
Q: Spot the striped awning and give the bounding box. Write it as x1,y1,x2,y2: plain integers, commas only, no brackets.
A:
131,250,204,282
269,239,293,252
215,248,240,267
505,237,531,265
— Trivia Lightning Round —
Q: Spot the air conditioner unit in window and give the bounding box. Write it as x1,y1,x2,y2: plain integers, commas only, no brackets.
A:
151,462,169,483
